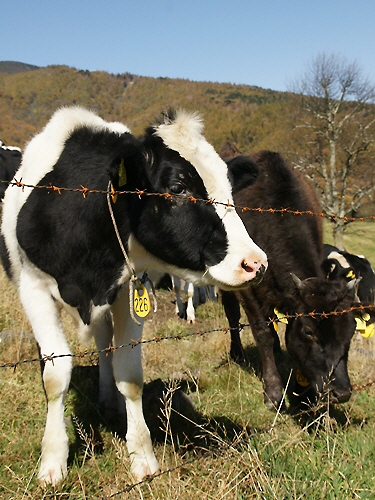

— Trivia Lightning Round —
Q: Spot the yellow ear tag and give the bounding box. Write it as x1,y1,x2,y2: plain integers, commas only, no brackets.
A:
118,158,127,187
273,308,288,332
296,368,310,387
346,269,355,279
134,285,150,318
355,313,375,338
356,316,367,332
362,323,375,339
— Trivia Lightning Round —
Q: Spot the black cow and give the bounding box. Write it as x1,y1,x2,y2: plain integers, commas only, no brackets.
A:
322,244,375,304
0,106,267,485
0,142,22,199
221,151,359,410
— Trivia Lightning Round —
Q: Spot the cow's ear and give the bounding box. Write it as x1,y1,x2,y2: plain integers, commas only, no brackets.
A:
321,258,335,278
225,155,259,194
108,143,145,189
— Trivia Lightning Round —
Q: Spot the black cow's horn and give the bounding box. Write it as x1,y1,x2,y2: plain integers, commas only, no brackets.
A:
291,273,305,290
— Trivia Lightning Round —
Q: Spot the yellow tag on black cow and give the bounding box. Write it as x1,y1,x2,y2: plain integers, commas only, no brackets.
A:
118,158,127,187
296,368,309,387
362,324,375,338
273,308,288,332
134,285,150,318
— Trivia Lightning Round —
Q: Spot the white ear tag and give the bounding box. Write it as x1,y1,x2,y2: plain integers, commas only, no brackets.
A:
134,285,150,318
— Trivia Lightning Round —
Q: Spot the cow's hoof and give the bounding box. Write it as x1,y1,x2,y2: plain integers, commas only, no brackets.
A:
130,454,160,481
264,397,286,413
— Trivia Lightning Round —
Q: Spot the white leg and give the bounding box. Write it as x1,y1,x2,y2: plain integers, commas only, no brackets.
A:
172,276,184,317
19,268,72,485
186,282,196,323
111,283,159,480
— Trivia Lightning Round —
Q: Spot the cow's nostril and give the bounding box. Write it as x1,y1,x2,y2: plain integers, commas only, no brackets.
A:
258,264,266,275
332,387,352,403
241,261,254,273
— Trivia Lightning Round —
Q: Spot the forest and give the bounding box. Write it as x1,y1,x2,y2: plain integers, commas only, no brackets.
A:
0,62,296,155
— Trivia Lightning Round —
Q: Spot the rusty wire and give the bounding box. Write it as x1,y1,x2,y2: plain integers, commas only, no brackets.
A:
4,178,375,222
1,304,374,371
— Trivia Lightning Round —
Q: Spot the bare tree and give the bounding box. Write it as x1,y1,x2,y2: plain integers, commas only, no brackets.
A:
291,53,375,249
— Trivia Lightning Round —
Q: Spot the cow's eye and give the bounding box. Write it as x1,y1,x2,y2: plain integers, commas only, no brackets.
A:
302,327,314,339
169,184,185,195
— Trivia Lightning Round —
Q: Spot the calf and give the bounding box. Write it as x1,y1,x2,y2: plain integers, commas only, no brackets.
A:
171,275,217,323
0,107,267,485
322,244,375,304
222,151,358,410
0,142,22,199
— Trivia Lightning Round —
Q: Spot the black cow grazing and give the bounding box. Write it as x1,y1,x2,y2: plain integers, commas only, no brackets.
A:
0,106,268,485
322,244,375,304
221,151,359,411
0,142,22,199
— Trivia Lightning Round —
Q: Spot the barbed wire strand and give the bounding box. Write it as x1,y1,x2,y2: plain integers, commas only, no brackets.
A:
1,304,374,370
4,178,375,223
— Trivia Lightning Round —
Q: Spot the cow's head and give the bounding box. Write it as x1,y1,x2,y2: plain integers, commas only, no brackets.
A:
321,251,356,283
285,274,358,404
110,110,267,290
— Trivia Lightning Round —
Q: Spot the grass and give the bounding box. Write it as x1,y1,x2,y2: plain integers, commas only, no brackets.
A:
324,220,375,265
1,223,375,498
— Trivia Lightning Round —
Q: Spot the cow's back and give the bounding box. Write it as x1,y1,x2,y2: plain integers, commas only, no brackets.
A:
234,151,323,307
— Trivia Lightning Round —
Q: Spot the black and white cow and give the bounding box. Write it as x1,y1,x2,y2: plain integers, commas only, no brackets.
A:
322,244,375,305
221,151,359,410
171,275,217,323
0,107,267,485
0,142,22,199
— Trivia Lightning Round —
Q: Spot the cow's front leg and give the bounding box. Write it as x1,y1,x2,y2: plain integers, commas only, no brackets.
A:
251,323,285,410
221,290,246,363
19,269,72,485
111,284,159,480
92,312,126,418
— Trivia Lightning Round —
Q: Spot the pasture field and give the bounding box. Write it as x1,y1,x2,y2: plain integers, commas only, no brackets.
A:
1,221,375,499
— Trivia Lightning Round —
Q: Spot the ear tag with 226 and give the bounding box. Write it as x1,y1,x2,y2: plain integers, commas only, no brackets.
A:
134,284,150,318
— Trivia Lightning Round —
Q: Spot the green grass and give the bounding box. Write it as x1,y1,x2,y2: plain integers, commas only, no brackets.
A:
324,220,375,266
2,227,375,498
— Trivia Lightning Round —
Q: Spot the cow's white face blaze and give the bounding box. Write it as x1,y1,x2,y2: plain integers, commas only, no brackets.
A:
154,110,267,288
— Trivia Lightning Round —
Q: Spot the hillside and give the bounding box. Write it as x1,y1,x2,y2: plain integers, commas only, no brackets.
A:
0,61,40,74
0,63,297,155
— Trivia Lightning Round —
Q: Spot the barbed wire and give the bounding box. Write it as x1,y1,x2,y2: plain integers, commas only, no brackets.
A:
4,178,375,223
1,304,374,371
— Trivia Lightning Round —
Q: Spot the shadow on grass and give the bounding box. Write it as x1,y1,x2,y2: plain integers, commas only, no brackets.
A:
67,364,262,467
67,356,364,469
69,366,274,470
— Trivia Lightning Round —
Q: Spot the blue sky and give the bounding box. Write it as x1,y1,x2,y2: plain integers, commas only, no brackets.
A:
2,0,375,92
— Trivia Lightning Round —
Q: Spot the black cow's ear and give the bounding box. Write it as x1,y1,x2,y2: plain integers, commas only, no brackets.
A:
107,143,144,189
225,155,259,194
